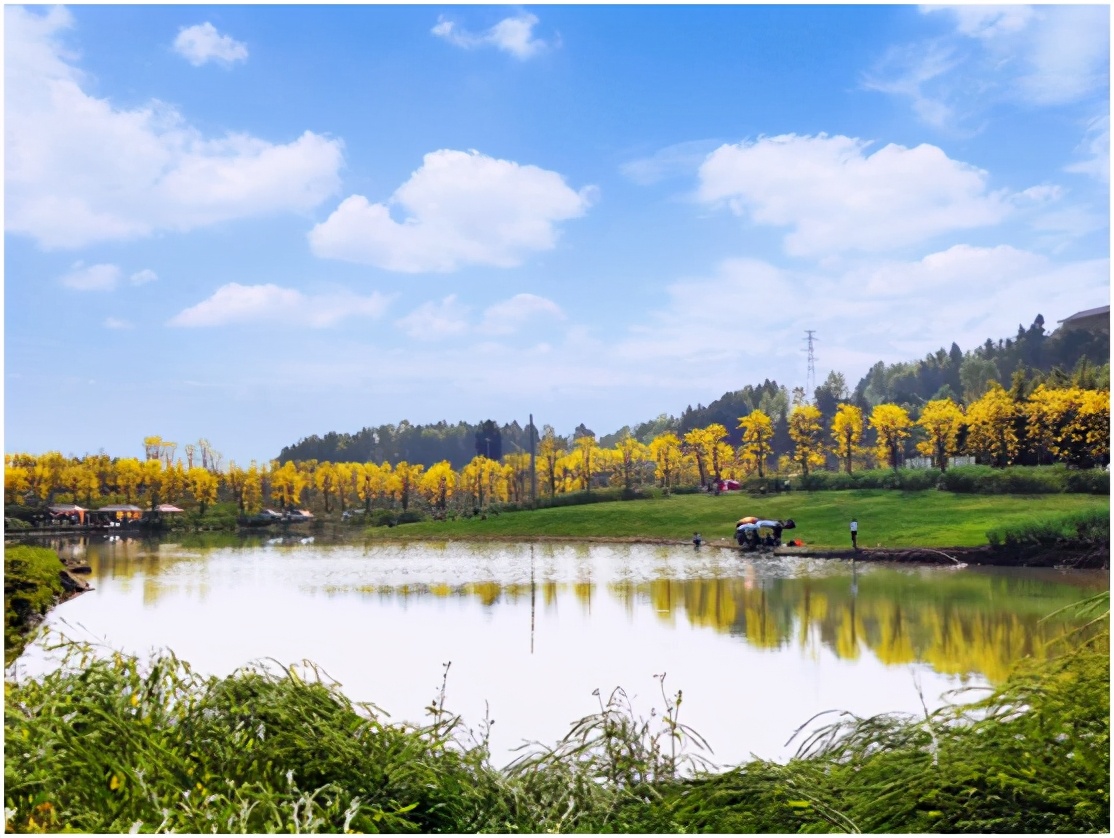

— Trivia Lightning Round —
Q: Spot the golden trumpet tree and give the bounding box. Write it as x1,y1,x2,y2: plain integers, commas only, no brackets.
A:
612,432,650,491
738,410,774,478
915,398,965,470
141,458,163,508
461,455,502,509
788,404,825,476
684,424,727,485
830,403,865,474
5,457,31,501
869,404,913,471
537,429,565,499
243,462,264,513
965,384,1019,466
314,461,337,513
648,432,682,489
420,460,457,510
333,462,353,511
269,461,306,510
574,435,601,492
503,452,532,504
391,461,424,511
114,457,144,504
1026,385,1110,467
187,466,219,515
161,462,187,505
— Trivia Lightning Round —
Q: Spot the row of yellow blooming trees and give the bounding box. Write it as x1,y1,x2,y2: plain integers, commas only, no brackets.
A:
5,383,1107,517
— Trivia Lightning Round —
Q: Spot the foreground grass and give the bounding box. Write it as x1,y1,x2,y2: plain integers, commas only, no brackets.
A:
363,490,1110,549
5,608,1108,833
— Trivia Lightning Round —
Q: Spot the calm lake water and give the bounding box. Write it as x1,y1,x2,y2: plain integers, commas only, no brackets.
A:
11,533,1108,769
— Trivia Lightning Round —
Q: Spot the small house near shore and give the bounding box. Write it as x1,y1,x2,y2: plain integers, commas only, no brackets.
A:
48,504,87,524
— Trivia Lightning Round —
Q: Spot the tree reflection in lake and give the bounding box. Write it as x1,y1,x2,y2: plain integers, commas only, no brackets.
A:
14,535,1106,765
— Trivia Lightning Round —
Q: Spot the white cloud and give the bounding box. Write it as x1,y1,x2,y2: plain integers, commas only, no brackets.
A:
874,5,1109,131
309,149,594,272
396,295,472,341
168,283,392,328
621,140,724,186
1011,6,1109,106
479,294,565,335
432,13,551,59
613,246,1109,389
1065,114,1110,183
5,6,344,249
104,317,133,329
60,262,121,291
861,41,963,131
173,22,248,67
696,134,1011,257
936,5,1035,40
130,268,158,285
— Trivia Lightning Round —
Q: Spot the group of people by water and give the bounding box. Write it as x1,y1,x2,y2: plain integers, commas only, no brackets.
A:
692,517,860,551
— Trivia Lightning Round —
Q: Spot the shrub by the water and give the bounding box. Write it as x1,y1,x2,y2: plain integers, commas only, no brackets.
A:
938,464,1109,495
795,468,944,492
987,508,1110,549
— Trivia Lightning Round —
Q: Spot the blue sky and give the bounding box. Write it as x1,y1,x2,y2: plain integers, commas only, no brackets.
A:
4,4,1109,465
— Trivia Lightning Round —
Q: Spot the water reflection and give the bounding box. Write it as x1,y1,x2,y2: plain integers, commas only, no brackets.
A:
13,535,1107,765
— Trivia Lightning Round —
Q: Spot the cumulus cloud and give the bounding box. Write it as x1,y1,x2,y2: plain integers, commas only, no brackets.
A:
5,6,344,249
168,283,391,328
696,133,1011,257
309,149,594,272
396,295,472,341
479,293,565,335
173,22,248,67
431,13,551,59
60,262,121,291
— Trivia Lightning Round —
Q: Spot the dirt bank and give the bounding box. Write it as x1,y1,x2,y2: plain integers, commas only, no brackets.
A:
369,533,1109,569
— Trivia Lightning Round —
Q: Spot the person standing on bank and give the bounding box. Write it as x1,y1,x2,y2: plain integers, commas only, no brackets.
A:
850,518,858,550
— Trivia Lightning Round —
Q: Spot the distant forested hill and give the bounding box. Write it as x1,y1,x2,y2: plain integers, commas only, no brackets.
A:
276,312,1108,466
277,420,537,471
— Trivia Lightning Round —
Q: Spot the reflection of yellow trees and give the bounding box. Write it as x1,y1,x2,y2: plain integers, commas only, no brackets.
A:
612,576,1100,682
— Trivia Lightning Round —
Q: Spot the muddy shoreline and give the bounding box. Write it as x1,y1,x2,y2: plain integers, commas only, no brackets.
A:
372,533,1109,569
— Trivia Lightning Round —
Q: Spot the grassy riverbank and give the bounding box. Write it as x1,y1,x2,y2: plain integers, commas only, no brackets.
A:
4,546,66,666
5,608,1107,833
362,489,1110,549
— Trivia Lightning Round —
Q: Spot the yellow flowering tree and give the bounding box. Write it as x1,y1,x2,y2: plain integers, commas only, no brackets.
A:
915,398,965,470
420,460,457,511
869,404,913,471
788,404,826,476
649,432,682,489
965,384,1019,466
738,410,774,478
830,404,865,474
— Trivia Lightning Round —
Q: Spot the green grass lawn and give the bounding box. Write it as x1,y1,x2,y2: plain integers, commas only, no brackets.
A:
362,490,1110,549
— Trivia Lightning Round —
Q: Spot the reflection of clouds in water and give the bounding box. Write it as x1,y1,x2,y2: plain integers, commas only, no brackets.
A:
13,538,1105,766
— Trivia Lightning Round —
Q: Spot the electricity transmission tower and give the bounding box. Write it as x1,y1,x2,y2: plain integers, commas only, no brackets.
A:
803,330,818,397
